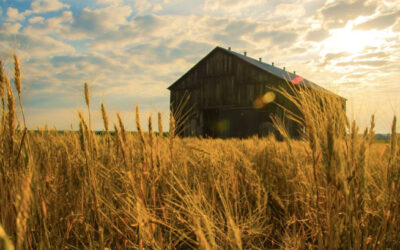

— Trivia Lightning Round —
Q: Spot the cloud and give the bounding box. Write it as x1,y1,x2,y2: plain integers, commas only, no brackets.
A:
303,0,328,18
134,0,163,15
24,11,73,38
29,16,45,23
320,0,377,28
224,20,258,37
212,19,259,48
71,5,132,36
252,30,298,47
356,11,400,30
305,28,330,42
31,0,69,13
204,0,262,11
0,22,22,33
274,3,305,18
339,81,362,87
25,5,132,41
0,33,75,58
354,51,388,60
203,0,275,19
88,14,219,50
336,59,391,67
7,7,25,21
86,13,300,56
394,20,400,32
97,0,124,5
319,52,351,66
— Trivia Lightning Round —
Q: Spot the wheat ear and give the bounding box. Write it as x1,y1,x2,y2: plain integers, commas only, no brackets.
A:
84,82,91,130
136,105,145,146
101,102,109,133
5,76,15,156
158,112,163,137
13,54,26,129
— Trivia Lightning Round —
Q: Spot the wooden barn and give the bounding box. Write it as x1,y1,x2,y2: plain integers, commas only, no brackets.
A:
168,46,345,138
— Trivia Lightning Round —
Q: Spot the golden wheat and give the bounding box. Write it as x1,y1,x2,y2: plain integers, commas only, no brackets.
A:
13,55,21,96
158,112,163,137
101,102,109,133
0,61,399,249
136,105,145,146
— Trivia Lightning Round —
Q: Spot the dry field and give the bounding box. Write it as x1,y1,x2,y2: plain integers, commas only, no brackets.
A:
0,57,399,249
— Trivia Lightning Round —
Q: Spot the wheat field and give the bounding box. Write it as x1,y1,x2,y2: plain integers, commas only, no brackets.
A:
0,57,399,249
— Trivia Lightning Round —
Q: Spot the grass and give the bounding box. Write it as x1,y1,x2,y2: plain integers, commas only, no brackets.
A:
0,57,399,249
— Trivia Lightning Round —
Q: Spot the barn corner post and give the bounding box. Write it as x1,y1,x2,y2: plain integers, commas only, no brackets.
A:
168,46,345,139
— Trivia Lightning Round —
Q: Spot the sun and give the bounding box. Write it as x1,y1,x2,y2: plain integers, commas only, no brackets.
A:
321,23,387,55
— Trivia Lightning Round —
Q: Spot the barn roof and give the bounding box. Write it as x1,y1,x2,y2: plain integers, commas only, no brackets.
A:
168,46,344,99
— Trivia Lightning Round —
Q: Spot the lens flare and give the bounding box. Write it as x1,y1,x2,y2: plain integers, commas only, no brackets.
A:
216,120,230,133
291,76,304,85
254,91,276,109
253,97,264,109
262,92,276,103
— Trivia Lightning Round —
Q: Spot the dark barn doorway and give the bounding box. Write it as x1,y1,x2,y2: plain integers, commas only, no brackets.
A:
203,108,271,138
203,108,220,138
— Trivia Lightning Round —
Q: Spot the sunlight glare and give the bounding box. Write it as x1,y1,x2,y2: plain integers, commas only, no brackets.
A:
322,23,387,54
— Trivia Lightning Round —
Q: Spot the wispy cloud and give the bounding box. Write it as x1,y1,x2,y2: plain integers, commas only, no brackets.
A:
305,28,330,42
356,10,400,30
30,0,69,13
320,0,377,28
203,0,263,12
71,5,132,36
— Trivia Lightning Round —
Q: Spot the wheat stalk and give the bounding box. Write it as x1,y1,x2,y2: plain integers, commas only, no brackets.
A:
136,105,145,146
84,82,92,130
390,116,397,162
115,124,128,164
117,113,127,144
78,121,86,154
169,110,175,157
368,115,375,146
13,55,27,130
158,112,163,137
0,224,14,250
5,76,15,158
148,114,156,169
16,171,32,250
13,55,21,96
78,111,89,157
101,102,109,133
148,114,154,147
84,82,90,108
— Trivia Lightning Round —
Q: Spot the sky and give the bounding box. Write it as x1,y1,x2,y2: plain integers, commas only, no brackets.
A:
0,0,399,133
